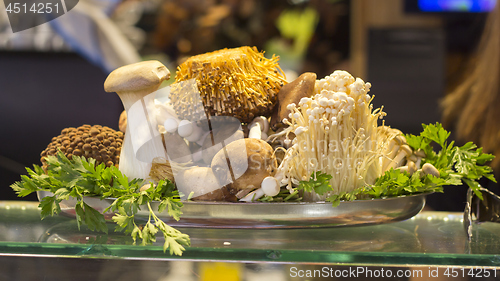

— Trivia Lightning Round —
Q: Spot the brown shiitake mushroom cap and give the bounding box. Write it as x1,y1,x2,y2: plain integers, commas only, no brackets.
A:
172,46,287,123
40,125,124,169
270,72,316,131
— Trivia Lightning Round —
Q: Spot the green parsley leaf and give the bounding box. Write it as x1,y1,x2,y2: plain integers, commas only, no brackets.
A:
298,171,333,195
419,122,450,148
325,188,362,207
11,150,190,256
403,122,496,197
39,195,61,219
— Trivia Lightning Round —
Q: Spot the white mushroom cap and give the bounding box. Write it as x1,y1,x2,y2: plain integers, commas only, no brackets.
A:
164,118,179,133
104,60,170,93
248,116,270,139
249,116,270,133
400,144,412,156
185,125,204,142
415,149,426,158
422,163,440,177
178,120,194,138
261,176,280,196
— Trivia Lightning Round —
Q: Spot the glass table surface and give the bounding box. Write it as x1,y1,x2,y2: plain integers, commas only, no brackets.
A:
1,200,500,267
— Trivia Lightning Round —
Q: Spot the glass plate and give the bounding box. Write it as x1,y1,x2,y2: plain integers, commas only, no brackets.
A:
37,191,427,229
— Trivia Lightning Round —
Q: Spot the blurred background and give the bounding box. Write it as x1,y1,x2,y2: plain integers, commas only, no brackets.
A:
0,0,496,210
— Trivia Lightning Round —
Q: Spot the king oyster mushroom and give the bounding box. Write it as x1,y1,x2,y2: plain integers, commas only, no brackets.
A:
104,60,170,180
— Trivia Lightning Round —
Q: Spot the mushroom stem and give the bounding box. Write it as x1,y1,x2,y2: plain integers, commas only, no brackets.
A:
407,160,417,175
414,149,426,169
415,157,422,169
386,144,412,171
239,188,265,202
248,116,269,140
104,61,170,180
248,122,262,139
381,139,398,171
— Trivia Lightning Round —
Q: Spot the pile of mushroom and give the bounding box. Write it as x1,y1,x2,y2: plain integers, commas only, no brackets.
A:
104,58,280,202
102,49,441,203
267,70,442,201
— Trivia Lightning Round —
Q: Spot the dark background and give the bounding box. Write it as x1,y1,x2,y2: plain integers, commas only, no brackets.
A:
0,51,123,201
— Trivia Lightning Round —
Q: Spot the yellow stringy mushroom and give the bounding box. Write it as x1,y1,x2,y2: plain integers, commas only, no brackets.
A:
171,46,287,123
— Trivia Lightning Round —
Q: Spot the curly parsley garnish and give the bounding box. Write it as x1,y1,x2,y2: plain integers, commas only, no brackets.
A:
404,123,496,199
11,151,190,256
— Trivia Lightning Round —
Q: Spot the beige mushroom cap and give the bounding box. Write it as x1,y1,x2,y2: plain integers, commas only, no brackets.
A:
104,60,170,93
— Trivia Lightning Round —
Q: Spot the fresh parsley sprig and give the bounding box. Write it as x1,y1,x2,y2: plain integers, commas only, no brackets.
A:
404,123,496,199
11,151,190,255
298,171,333,195
105,180,189,256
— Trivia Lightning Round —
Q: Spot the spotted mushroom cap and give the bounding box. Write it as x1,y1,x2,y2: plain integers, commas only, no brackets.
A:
40,125,124,168
171,46,287,123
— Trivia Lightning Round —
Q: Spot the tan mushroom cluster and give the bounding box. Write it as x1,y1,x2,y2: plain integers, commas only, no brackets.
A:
105,52,446,203
40,125,124,169
171,46,287,123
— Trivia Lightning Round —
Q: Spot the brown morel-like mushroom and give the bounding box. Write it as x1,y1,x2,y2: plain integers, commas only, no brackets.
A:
171,46,287,123
40,125,124,169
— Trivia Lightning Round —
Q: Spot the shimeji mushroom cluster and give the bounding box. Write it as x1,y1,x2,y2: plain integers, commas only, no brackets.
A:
273,71,403,200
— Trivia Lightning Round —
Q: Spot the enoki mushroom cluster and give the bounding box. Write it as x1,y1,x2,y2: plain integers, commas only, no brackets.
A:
172,46,287,123
274,71,396,200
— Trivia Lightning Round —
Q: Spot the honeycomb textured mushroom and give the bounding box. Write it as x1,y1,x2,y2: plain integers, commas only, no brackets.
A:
41,125,124,169
171,46,287,123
